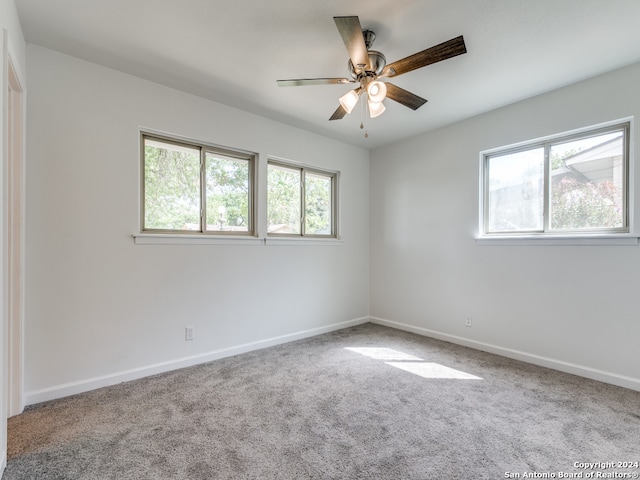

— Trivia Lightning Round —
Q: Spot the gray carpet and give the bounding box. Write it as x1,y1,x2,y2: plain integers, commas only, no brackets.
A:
4,323,640,479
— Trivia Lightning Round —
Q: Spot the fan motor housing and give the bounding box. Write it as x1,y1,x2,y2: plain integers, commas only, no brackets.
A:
348,50,386,79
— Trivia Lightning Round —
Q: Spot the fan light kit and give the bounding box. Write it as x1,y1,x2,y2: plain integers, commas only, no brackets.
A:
277,16,467,136
339,88,361,114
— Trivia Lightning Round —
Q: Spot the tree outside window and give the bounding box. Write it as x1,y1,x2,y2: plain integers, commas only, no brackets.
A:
142,135,254,234
267,161,336,237
483,124,628,236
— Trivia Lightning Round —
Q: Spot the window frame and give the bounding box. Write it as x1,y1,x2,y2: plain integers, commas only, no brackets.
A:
479,120,633,241
267,159,339,239
140,132,256,236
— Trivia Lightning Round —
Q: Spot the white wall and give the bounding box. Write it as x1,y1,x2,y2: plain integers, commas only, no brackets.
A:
1,0,25,471
370,62,640,390
21,25,640,415
24,45,370,403
0,0,25,75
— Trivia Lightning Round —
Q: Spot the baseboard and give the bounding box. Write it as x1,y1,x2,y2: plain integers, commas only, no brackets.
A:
25,317,369,406
370,316,640,392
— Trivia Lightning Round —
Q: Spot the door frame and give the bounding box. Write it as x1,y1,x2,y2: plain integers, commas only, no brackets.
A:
5,51,25,417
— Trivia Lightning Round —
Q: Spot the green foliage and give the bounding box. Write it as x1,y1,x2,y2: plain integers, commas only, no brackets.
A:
305,174,331,234
145,141,333,235
267,166,301,234
551,178,622,230
267,166,333,235
205,155,250,231
144,144,251,232
144,145,200,230
550,147,579,171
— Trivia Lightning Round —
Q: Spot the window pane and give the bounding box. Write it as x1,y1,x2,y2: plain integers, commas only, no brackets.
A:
550,131,624,230
205,153,250,232
144,139,200,231
487,148,544,232
305,172,332,235
267,164,301,234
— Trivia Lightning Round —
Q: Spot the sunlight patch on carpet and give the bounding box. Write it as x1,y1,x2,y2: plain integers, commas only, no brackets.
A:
385,362,482,380
346,347,482,380
345,347,423,361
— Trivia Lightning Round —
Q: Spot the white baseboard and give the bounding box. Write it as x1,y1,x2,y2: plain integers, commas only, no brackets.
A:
370,316,640,392
26,315,638,406
25,317,369,406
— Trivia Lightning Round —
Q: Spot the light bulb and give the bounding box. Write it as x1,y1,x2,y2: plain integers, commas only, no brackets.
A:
368,99,386,118
367,81,387,103
339,89,360,114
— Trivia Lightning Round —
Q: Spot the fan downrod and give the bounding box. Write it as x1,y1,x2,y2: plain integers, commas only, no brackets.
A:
362,29,376,49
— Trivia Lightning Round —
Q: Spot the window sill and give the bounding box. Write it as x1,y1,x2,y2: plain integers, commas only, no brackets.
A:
475,234,639,246
132,234,344,246
265,237,343,246
133,234,265,246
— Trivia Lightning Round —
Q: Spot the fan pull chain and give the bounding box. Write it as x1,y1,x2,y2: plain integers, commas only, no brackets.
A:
360,93,368,138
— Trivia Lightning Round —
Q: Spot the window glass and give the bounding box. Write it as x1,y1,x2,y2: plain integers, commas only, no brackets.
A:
144,139,200,231
487,148,544,233
267,161,337,237
142,135,337,239
549,131,624,231
142,135,254,235
205,153,251,232
267,163,302,234
483,123,628,237
305,172,332,235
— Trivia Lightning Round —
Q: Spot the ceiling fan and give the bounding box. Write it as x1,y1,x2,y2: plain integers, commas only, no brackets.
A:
277,16,467,121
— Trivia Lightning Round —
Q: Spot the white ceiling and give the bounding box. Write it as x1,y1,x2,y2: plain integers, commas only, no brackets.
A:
14,0,640,149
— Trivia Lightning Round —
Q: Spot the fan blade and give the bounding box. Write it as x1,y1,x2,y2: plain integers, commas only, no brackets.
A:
385,83,428,110
383,35,466,78
334,16,369,74
329,105,347,121
277,78,354,87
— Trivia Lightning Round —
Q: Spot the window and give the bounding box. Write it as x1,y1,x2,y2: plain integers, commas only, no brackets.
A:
142,134,255,235
481,122,630,237
267,160,337,237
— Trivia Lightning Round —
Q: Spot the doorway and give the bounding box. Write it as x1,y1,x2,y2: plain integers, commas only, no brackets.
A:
6,55,25,417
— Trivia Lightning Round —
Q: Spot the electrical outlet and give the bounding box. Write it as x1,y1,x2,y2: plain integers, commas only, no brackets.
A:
185,326,194,341
465,315,473,327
